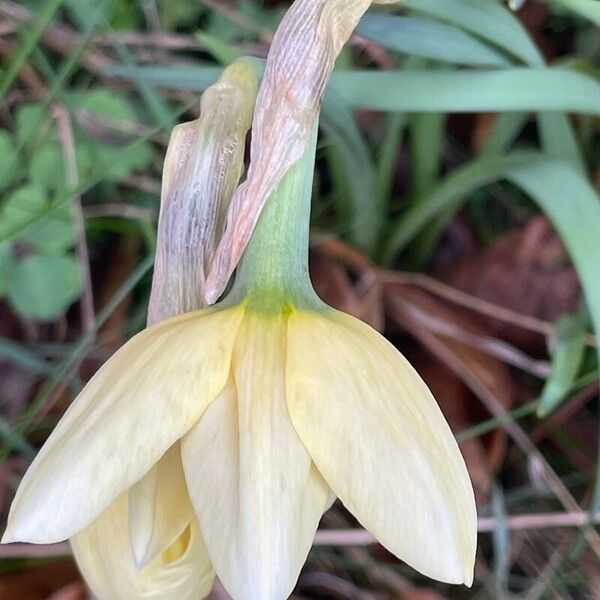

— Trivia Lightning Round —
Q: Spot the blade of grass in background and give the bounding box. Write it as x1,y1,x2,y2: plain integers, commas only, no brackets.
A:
481,113,529,155
330,68,600,114
106,64,224,91
548,0,600,26
537,112,586,173
356,14,511,66
410,112,446,196
0,0,65,101
383,153,600,263
106,65,600,115
401,0,543,65
366,2,587,188
376,112,408,210
507,159,600,534
492,484,510,594
0,337,53,376
321,91,379,254
537,312,588,418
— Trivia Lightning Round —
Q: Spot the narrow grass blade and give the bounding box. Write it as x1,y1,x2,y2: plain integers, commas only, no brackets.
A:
401,0,543,65
549,0,600,26
322,90,378,254
480,112,529,155
538,112,586,173
0,0,65,101
537,313,587,418
357,14,511,66
410,112,446,196
330,68,600,114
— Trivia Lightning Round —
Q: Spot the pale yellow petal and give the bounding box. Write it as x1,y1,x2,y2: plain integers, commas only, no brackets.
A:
286,310,477,585
128,442,195,568
181,313,330,600
71,493,214,600
3,305,245,544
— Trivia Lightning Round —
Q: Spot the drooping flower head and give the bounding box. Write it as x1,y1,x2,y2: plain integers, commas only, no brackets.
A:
2,125,476,599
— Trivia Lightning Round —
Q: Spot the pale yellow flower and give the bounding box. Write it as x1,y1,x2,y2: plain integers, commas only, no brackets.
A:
3,297,476,598
2,2,477,596
2,94,477,600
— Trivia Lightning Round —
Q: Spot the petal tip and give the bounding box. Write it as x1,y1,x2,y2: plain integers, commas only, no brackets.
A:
1,519,33,544
461,550,476,588
1,528,14,544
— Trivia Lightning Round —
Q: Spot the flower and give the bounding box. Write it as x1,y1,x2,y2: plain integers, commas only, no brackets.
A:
3,295,476,599
2,87,476,600
2,3,477,595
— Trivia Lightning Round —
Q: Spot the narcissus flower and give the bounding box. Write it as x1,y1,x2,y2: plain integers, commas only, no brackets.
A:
3,124,476,599
2,1,476,597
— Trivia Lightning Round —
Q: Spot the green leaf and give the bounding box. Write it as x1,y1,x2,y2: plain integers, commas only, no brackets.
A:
480,112,528,155
8,254,82,322
64,0,113,29
0,185,75,253
30,142,66,191
410,112,446,196
15,104,51,146
537,313,587,418
376,112,408,208
321,91,379,254
0,242,16,298
196,31,241,65
70,88,137,121
357,14,511,66
94,140,153,181
106,64,224,91
401,0,543,65
537,112,586,173
0,130,19,190
0,0,65,102
505,158,600,375
69,89,154,180
384,153,600,429
548,0,600,26
383,152,539,263
329,68,600,114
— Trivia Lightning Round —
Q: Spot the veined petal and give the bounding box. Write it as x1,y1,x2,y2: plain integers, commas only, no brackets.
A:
181,312,330,600
129,442,194,569
71,493,214,600
3,305,245,544
149,60,257,322
286,310,477,585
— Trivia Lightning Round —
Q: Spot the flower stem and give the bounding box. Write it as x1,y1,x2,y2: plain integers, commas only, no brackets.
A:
229,120,322,310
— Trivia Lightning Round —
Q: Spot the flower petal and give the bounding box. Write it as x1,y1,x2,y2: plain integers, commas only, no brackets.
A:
286,310,477,585
128,442,194,569
3,305,245,544
181,312,330,599
71,493,214,600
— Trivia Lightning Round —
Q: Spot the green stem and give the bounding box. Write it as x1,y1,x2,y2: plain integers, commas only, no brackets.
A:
229,121,323,310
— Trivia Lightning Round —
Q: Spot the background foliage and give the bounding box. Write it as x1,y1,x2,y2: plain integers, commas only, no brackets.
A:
0,0,599,598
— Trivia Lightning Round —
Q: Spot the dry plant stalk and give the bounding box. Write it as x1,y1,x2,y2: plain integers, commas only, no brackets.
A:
149,59,257,324
205,0,395,303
